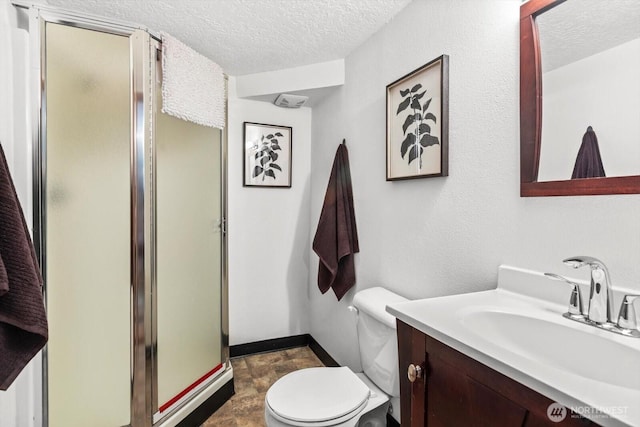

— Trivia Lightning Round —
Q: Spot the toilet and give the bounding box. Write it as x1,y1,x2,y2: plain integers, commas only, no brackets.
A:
264,287,407,427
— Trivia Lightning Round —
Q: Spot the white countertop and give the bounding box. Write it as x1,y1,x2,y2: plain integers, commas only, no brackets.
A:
386,265,640,427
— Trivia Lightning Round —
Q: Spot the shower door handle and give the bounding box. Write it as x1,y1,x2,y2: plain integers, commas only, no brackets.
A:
215,218,226,235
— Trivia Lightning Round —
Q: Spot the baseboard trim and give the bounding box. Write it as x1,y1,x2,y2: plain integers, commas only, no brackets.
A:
387,413,400,427
175,377,234,427
229,334,310,357
308,335,340,367
230,334,340,368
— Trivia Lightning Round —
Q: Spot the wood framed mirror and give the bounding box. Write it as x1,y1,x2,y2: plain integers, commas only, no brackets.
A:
520,0,640,196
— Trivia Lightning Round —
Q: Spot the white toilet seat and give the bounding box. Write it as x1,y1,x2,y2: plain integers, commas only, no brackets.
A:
265,367,371,427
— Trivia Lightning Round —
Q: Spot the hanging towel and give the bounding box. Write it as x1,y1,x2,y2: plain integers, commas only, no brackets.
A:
312,143,359,301
161,33,225,129
0,143,48,391
571,126,606,179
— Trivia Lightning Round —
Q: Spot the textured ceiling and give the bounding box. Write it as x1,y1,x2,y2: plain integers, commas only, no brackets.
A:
45,0,412,76
537,0,640,73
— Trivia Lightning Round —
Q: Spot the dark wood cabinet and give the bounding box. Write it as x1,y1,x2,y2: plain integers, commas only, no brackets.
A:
397,320,598,427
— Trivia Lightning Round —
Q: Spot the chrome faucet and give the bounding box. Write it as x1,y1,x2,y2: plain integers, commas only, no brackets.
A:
546,256,639,338
562,256,613,324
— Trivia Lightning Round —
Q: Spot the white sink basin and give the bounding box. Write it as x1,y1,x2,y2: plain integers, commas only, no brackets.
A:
386,265,640,427
460,309,640,390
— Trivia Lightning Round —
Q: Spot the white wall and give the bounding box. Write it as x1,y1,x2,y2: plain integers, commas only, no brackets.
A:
538,37,640,181
309,0,640,372
227,77,312,345
0,1,42,426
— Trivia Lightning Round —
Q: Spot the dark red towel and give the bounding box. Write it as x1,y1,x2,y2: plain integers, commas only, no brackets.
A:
0,143,48,390
312,143,359,301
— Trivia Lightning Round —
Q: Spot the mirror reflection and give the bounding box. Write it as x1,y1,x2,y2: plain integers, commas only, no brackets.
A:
536,0,640,182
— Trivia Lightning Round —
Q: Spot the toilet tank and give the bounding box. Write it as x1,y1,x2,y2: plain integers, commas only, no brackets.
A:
352,287,407,397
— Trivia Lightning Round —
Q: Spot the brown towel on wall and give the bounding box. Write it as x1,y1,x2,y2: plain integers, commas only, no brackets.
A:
571,126,606,179
312,142,359,301
0,143,48,390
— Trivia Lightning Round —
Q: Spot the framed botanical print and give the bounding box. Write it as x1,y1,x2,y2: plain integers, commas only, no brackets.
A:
243,122,292,188
386,55,449,181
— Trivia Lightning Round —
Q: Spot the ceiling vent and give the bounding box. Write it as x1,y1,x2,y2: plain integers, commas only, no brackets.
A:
274,93,308,108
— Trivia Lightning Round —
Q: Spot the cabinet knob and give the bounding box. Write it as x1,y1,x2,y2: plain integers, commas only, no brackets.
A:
407,363,423,383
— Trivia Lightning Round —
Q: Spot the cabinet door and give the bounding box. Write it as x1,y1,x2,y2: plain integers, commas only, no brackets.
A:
397,320,426,426
425,348,528,426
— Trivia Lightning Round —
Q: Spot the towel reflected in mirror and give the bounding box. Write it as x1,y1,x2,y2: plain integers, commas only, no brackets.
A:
571,126,606,179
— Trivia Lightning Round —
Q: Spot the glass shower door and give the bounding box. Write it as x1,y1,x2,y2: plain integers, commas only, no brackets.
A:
44,22,131,427
154,61,224,416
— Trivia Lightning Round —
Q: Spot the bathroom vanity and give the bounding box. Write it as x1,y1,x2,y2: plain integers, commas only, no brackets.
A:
395,320,595,426
387,266,640,427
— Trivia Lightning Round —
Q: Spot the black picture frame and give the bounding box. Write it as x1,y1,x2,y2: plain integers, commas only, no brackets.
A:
243,122,292,188
386,55,449,181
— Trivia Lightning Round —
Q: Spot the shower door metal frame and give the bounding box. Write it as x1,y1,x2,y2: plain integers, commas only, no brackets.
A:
23,6,154,426
13,2,230,426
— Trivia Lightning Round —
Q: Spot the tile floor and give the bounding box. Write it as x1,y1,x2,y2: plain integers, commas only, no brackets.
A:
202,346,324,426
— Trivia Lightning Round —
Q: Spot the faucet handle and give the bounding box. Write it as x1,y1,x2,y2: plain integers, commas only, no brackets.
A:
544,273,584,318
617,295,639,333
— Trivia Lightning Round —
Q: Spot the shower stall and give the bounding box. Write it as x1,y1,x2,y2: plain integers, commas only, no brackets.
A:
13,3,231,426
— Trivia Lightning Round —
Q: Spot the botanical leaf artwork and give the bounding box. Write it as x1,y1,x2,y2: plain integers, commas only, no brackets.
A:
396,83,439,170
252,132,284,181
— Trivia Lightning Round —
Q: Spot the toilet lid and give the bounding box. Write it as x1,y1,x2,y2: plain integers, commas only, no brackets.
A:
266,367,370,423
